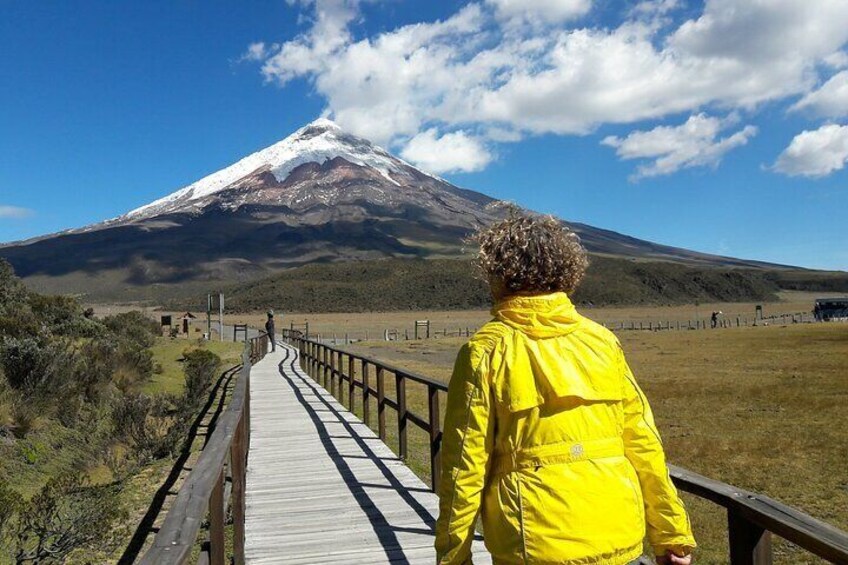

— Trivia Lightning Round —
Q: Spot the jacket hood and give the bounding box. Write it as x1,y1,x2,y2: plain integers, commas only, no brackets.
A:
493,292,581,339
490,292,621,412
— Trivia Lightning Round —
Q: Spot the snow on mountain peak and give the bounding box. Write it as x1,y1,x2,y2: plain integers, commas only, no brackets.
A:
306,117,343,131
124,118,417,220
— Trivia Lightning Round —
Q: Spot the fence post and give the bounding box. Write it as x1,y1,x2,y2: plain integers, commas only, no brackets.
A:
377,367,386,441
231,416,246,565
331,350,338,399
396,373,408,459
210,468,225,565
728,509,773,564
428,384,442,493
348,355,356,412
322,346,329,388
362,361,371,426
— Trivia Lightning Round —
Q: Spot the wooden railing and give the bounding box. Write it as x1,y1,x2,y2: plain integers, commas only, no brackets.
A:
138,332,269,565
281,331,848,565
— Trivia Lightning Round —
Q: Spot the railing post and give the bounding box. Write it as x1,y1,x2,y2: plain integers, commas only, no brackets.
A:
348,355,356,412
362,361,370,427
377,366,386,441
728,509,772,565
428,383,442,493
339,352,345,403
331,350,338,398
210,468,225,565
396,372,408,459
231,415,246,564
323,346,329,388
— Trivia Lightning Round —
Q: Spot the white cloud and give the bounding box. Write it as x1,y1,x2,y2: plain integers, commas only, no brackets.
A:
823,50,848,70
630,0,679,17
486,0,592,25
602,113,757,180
791,71,848,118
0,206,34,219
246,0,848,173
773,124,848,178
400,129,493,174
260,0,362,84
241,42,269,62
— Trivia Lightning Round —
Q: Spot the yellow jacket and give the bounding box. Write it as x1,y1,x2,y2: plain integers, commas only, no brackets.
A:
435,292,696,564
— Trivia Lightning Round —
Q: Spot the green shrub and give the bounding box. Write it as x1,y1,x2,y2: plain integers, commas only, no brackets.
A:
17,439,45,465
0,337,48,391
102,311,160,349
0,338,76,406
0,260,28,317
28,294,82,334
51,316,105,339
181,349,221,411
72,338,119,401
13,475,127,564
112,392,176,460
0,481,22,547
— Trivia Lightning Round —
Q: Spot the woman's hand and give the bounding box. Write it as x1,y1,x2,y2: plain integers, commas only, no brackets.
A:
656,550,692,565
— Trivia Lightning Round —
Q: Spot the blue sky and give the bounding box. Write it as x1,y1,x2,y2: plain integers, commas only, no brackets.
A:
1,0,846,270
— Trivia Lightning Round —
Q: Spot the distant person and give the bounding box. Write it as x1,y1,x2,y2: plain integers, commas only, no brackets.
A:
710,311,718,328
435,213,695,565
265,310,276,352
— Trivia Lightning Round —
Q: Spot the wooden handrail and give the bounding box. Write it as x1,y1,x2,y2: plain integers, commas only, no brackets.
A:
281,330,848,565
138,332,269,565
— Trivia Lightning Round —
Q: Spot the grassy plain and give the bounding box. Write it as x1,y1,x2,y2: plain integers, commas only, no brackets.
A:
226,290,838,340
333,322,848,564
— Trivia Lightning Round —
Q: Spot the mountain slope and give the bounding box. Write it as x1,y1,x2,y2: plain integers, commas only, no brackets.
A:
0,119,796,302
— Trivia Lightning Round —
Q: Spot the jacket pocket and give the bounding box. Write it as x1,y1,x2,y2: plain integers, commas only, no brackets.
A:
482,474,525,562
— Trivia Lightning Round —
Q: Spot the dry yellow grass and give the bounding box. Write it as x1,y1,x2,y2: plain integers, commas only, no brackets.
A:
332,322,847,564
224,290,841,342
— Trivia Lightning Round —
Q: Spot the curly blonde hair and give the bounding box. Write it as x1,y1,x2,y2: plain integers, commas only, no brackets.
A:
473,211,588,296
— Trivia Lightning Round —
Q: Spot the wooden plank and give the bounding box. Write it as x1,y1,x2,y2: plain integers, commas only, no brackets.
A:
377,366,386,441
231,417,247,565
428,384,442,494
396,373,407,459
210,469,225,565
245,343,491,564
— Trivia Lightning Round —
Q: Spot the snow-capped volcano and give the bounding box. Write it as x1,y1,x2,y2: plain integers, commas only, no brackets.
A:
0,119,779,302
124,118,428,220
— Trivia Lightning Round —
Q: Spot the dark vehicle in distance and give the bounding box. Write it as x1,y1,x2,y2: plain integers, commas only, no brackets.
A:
814,298,848,321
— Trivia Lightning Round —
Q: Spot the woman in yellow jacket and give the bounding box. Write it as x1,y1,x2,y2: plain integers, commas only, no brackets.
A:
435,214,696,565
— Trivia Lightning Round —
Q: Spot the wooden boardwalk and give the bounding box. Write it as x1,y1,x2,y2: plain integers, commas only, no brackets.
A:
245,341,491,564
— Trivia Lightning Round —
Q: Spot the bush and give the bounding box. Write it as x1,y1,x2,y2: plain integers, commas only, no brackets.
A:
0,481,21,533
73,338,119,401
181,349,221,411
0,260,28,317
51,316,105,339
114,340,155,385
0,337,48,391
10,399,41,439
102,311,160,349
0,338,75,406
27,294,82,334
112,392,175,460
12,475,127,564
